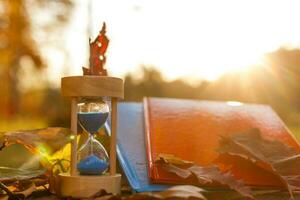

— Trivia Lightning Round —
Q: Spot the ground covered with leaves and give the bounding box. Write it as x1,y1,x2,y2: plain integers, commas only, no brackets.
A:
2,128,300,199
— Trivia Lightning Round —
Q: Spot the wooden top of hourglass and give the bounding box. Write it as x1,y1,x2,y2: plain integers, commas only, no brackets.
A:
61,75,124,98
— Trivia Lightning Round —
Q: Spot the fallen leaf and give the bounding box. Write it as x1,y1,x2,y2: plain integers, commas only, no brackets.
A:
0,180,37,200
189,165,252,198
161,162,192,179
94,185,206,200
152,185,206,199
204,189,300,200
0,127,72,155
217,128,300,199
14,182,36,198
0,167,45,182
156,154,194,166
156,157,254,199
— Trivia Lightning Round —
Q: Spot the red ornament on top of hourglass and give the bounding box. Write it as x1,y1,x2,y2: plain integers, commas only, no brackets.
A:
82,22,109,76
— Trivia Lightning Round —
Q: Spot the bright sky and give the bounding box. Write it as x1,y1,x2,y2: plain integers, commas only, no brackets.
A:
46,0,300,85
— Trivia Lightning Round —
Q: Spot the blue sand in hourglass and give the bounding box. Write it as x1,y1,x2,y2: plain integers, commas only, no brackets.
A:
77,155,108,175
78,112,109,134
77,112,109,175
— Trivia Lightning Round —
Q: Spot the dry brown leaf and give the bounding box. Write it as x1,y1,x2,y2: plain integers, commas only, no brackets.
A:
24,189,300,200
145,185,206,200
156,154,194,166
217,128,300,199
161,162,192,179
94,185,206,200
14,182,36,198
0,167,45,182
204,189,300,200
156,157,254,199
0,180,37,200
189,165,253,198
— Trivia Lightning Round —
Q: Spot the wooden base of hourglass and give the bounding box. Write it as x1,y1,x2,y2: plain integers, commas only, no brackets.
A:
58,76,124,198
59,173,121,198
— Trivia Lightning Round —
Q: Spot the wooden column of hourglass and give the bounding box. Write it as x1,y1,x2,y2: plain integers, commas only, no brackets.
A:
59,75,124,198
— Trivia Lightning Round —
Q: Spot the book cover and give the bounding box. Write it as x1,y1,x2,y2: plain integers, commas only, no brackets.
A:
143,97,300,187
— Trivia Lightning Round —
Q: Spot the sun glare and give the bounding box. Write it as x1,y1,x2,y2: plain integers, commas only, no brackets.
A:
226,101,244,107
49,0,300,84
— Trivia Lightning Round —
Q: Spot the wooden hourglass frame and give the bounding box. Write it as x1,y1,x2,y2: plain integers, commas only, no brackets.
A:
59,75,124,198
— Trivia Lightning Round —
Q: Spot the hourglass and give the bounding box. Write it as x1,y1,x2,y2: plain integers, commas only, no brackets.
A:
58,23,123,198
59,76,124,198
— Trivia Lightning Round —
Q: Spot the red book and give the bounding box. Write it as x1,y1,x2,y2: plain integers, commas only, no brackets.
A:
144,97,300,187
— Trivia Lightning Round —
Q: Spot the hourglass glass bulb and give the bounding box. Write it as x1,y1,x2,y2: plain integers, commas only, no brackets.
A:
77,97,110,175
77,134,109,175
77,98,110,134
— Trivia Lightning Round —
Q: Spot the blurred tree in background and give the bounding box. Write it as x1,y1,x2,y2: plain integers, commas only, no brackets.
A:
124,66,209,101
0,0,73,118
0,0,73,169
